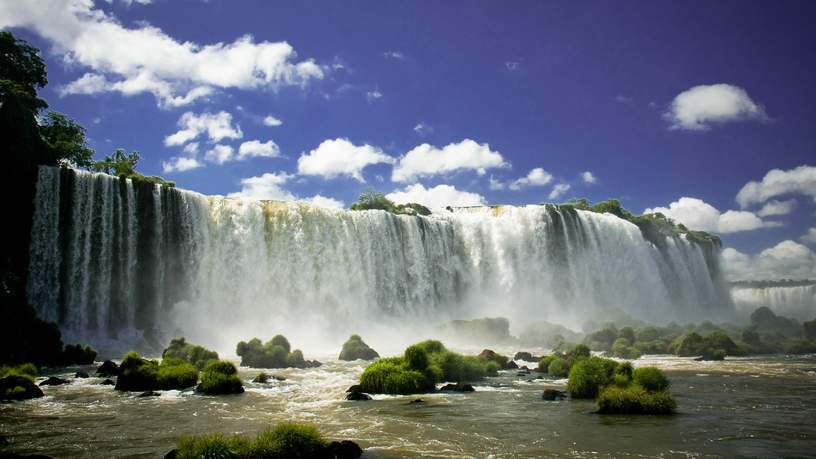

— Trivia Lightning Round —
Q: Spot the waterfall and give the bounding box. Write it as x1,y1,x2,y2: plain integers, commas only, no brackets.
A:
731,284,816,321
27,166,734,353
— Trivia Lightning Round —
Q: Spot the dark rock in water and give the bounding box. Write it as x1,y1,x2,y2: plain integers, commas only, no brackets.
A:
346,384,363,393
328,440,363,459
338,335,380,361
440,383,475,392
519,365,530,371
505,361,518,369
304,360,322,368
252,373,269,383
272,375,286,381
0,375,45,400
74,371,89,378
542,388,567,401
514,351,539,361
101,379,115,385
408,398,425,404
195,383,244,395
516,371,531,377
138,390,161,397
96,360,119,377
164,449,177,459
39,377,70,386
346,391,372,401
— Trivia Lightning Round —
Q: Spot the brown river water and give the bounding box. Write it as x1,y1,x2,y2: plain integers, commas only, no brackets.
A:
2,354,815,458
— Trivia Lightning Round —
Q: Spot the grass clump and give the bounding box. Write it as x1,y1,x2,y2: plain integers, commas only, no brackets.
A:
115,352,159,392
566,356,619,399
597,385,676,415
157,358,198,390
199,360,244,395
0,363,38,382
162,337,219,370
632,367,670,392
62,343,97,365
236,335,317,369
175,423,333,459
339,334,380,361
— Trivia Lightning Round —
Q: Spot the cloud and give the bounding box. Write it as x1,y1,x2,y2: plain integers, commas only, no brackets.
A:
392,139,507,183
413,122,433,137
162,156,203,173
614,94,633,104
238,140,280,159
228,172,296,200
489,175,505,191
383,50,405,60
387,184,486,209
164,111,242,146
505,61,520,71
508,168,553,191
304,194,344,209
548,183,571,200
263,115,283,127
644,197,780,234
736,165,816,208
802,228,816,245
757,199,796,217
204,144,234,164
0,0,324,108
366,89,383,102
664,84,767,131
297,138,394,182
182,142,199,155
581,171,597,184
722,241,816,281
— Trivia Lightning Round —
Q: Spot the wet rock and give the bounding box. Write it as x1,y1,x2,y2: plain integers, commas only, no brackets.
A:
74,371,89,378
542,388,567,401
0,375,44,400
408,399,425,404
272,375,286,381
440,383,475,392
164,449,177,459
505,361,518,369
346,384,363,393
519,365,530,371
303,360,322,368
39,377,69,386
252,373,269,383
514,351,538,361
96,360,119,377
346,391,371,401
328,440,363,459
101,379,115,385
138,390,161,397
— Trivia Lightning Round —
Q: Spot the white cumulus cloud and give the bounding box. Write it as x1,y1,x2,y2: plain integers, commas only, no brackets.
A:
304,194,344,209
297,138,394,182
387,184,486,209
413,122,433,137
644,197,780,234
722,241,816,281
757,199,796,217
548,183,571,200
392,139,507,183
263,115,283,127
664,84,767,131
802,228,816,245
508,168,553,191
0,0,324,108
736,165,816,208
162,156,202,173
204,144,234,165
238,140,280,159
228,172,296,200
581,171,596,184
164,111,242,146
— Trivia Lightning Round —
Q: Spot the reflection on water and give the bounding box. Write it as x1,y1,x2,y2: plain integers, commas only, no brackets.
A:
1,354,815,458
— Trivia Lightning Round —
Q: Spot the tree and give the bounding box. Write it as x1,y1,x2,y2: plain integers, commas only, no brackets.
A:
92,148,141,176
39,112,94,168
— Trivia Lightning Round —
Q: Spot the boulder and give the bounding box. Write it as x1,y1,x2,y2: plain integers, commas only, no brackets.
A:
408,399,425,404
164,450,177,459
101,379,115,385
0,375,45,400
505,361,518,369
346,391,372,401
513,351,541,361
328,440,363,459
138,390,161,397
39,377,69,386
96,360,119,377
74,371,89,378
346,384,363,393
542,388,567,401
252,373,269,383
439,383,475,392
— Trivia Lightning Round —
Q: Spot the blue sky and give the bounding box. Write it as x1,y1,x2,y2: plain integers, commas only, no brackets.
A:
2,0,815,280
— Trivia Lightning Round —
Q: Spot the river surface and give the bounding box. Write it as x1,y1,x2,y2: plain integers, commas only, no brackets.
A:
2,353,815,458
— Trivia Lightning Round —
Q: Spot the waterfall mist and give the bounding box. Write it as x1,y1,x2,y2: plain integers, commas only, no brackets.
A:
732,284,816,321
27,167,734,356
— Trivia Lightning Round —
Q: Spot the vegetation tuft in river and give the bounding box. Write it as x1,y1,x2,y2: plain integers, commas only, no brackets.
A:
236,336,321,369
115,352,199,392
339,335,380,361
198,360,244,395
350,188,431,216
162,337,219,370
61,343,97,365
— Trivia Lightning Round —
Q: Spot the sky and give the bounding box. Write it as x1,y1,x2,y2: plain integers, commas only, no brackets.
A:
1,0,815,281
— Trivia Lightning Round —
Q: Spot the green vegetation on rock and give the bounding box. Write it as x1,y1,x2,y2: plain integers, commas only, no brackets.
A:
596,385,676,415
115,352,199,391
162,337,219,370
350,189,431,216
236,335,319,369
199,360,244,395
62,343,97,365
339,335,380,361
566,356,619,399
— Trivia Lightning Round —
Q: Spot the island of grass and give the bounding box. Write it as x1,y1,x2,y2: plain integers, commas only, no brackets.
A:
338,335,380,361
114,352,199,392
358,340,500,395
236,335,321,369
0,363,43,400
162,337,219,370
197,360,244,395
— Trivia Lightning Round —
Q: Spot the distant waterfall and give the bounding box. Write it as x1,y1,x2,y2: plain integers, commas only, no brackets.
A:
731,285,816,321
27,166,734,353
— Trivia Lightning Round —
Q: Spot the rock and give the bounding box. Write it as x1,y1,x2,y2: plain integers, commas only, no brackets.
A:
272,375,286,381
516,371,531,377
408,399,425,404
514,351,534,361
0,375,45,400
328,440,363,459
542,388,567,401
252,373,269,383
519,365,530,371
96,360,119,377
303,360,322,368
164,449,178,459
74,371,89,378
39,377,69,386
346,384,363,393
101,379,115,385
138,390,161,397
440,383,475,392
505,361,518,369
346,391,371,401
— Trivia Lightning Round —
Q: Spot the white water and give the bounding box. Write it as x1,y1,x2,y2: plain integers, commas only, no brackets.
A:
731,285,816,321
27,167,733,355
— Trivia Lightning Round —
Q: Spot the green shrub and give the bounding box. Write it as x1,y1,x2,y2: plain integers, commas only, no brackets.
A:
157,358,198,390
477,349,510,368
270,335,291,353
250,423,328,458
537,355,557,373
175,433,248,459
236,336,310,368
338,335,380,361
405,345,429,371
615,361,633,380
568,344,591,360
547,357,570,377
359,358,404,393
632,367,670,392
383,369,429,394
597,385,676,414
162,337,219,370
199,360,244,395
566,357,618,399
669,332,705,356
115,352,159,391
286,349,305,368
415,340,446,354
0,363,38,382
62,343,97,365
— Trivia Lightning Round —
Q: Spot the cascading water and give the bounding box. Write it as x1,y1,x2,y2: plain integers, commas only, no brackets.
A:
731,284,816,321
27,166,734,354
